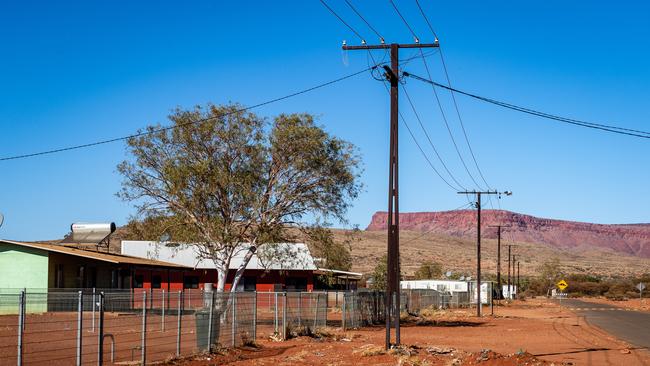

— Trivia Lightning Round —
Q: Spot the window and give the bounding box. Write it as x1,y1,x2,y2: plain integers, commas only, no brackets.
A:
152,275,162,289
133,275,144,288
236,276,257,292
183,276,199,289
285,277,307,291
55,264,64,288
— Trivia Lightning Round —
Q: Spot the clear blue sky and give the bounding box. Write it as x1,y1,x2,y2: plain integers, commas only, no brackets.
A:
0,1,648,240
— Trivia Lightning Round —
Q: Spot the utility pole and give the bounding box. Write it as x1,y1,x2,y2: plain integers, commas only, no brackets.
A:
512,254,517,299
458,191,511,316
517,260,521,296
488,225,510,300
343,40,439,349
507,245,513,300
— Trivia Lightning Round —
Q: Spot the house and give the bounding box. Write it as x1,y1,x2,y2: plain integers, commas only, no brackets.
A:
0,239,189,313
121,240,361,292
401,279,494,304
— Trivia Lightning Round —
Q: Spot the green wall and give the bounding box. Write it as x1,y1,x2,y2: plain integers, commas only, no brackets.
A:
0,242,49,314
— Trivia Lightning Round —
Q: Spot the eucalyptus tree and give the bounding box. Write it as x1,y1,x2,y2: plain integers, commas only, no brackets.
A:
118,103,362,293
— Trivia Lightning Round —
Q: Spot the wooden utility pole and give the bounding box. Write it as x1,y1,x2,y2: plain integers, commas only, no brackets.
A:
343,41,439,349
507,245,513,300
488,224,510,299
517,260,521,296
512,254,517,299
458,191,506,316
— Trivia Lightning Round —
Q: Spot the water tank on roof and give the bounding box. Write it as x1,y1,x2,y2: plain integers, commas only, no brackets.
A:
70,222,116,243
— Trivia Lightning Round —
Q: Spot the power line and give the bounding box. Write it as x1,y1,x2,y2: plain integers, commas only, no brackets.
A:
0,66,378,162
416,48,483,190
389,0,419,42
344,0,384,43
320,0,461,191
411,1,493,189
402,85,467,190
403,72,650,139
414,0,438,40
319,0,365,42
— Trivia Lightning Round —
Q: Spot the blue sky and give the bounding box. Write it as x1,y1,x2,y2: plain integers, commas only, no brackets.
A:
0,1,648,240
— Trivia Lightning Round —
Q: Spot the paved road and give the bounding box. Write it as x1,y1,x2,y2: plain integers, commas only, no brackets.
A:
559,298,650,350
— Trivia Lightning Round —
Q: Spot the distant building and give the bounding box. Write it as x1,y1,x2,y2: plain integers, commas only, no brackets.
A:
121,240,361,292
401,279,494,304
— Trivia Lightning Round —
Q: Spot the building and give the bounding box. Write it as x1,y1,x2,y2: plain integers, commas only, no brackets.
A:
121,240,361,292
0,239,188,291
401,279,494,304
0,239,190,313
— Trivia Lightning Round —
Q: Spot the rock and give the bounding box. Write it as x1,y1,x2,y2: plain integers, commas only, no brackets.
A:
366,210,650,258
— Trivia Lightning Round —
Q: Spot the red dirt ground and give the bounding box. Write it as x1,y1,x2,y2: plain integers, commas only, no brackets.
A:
165,298,650,366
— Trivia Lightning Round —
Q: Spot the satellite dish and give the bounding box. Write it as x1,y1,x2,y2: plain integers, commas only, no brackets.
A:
445,271,452,278
459,276,465,281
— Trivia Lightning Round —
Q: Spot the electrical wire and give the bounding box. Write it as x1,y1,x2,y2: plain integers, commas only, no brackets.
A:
389,0,419,42
0,66,379,162
414,0,438,40
411,0,493,190
402,85,466,190
319,0,365,42
344,0,384,43
416,48,483,190
320,0,462,190
403,72,650,139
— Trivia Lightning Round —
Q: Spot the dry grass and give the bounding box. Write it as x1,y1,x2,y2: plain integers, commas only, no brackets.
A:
332,229,650,278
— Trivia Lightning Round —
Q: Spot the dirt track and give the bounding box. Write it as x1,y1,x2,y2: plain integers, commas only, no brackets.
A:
170,298,650,366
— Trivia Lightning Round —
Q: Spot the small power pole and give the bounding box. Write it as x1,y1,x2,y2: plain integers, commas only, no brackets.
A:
512,254,517,299
517,260,521,295
343,40,439,349
458,191,511,316
507,245,514,300
488,224,510,300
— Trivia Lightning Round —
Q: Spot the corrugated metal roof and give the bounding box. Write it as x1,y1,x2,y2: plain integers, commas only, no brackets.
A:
0,239,190,268
121,241,317,271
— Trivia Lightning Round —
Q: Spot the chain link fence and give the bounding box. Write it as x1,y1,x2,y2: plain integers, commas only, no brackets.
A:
0,286,490,364
0,289,329,366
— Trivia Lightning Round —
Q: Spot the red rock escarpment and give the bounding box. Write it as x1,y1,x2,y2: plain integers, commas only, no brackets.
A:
367,210,650,258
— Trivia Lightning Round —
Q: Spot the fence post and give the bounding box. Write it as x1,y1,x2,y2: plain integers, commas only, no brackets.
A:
92,287,96,333
162,290,166,331
176,291,182,356
76,291,83,366
252,292,257,340
17,290,25,366
282,293,287,340
141,292,147,366
231,293,237,347
298,292,302,327
313,294,318,330
97,292,105,366
274,292,278,334
207,291,214,351
341,293,346,331
490,283,494,316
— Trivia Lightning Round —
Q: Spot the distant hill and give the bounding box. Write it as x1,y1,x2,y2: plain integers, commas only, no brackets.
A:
366,210,650,258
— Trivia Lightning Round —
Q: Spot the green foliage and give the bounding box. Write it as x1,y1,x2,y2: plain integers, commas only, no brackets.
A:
118,103,362,292
371,254,388,291
414,261,443,280
536,257,563,297
303,226,357,287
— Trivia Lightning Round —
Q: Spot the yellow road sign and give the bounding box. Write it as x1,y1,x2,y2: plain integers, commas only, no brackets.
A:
557,279,568,291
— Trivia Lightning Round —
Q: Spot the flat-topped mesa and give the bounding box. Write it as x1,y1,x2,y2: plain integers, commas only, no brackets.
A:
366,210,650,258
